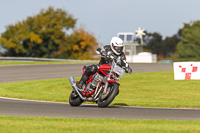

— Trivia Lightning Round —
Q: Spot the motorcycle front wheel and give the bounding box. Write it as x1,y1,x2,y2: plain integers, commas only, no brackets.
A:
97,83,119,108
69,89,83,106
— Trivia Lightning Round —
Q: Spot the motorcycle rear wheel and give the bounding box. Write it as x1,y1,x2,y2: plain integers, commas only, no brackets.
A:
97,83,119,108
69,89,83,106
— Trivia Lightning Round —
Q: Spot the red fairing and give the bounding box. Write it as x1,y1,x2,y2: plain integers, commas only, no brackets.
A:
78,64,114,96
98,64,111,76
99,64,111,69
107,80,119,85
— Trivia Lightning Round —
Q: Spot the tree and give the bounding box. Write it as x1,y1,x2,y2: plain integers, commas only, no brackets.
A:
0,7,76,57
70,29,98,59
161,34,181,58
144,32,163,57
55,28,98,59
144,31,181,60
176,21,200,61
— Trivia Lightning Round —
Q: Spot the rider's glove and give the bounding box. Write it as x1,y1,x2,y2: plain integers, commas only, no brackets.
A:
101,50,107,58
125,67,132,74
96,48,107,58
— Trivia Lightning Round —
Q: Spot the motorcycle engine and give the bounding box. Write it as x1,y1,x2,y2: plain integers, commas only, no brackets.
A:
85,73,103,93
91,73,104,87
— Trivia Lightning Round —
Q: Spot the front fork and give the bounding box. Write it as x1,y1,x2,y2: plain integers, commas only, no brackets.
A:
103,82,109,94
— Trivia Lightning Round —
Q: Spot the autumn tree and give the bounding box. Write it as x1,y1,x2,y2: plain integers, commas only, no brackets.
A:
0,7,77,57
0,7,98,59
55,28,98,59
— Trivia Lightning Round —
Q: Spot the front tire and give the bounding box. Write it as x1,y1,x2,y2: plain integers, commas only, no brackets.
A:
69,89,83,106
97,83,119,108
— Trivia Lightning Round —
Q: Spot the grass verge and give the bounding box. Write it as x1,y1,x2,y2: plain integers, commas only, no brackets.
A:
0,115,200,133
0,71,200,108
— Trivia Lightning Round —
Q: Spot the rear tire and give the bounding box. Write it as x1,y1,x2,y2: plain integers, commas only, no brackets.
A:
69,90,83,106
97,83,119,108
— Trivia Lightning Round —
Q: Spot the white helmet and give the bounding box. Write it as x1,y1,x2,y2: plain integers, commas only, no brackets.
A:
110,37,124,55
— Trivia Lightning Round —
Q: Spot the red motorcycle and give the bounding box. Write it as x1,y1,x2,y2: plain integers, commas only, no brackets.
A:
69,59,126,107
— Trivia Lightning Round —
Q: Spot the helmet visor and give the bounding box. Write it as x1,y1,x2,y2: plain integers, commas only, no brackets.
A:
114,46,123,53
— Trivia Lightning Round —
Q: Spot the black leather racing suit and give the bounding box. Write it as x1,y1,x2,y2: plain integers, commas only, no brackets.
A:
76,45,132,89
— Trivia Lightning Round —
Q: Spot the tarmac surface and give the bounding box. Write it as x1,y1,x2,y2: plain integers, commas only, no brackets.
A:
0,63,173,83
1,63,200,120
0,97,200,120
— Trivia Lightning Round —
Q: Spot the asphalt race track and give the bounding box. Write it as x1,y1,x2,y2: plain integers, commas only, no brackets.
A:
0,97,200,120
0,63,172,83
1,63,200,120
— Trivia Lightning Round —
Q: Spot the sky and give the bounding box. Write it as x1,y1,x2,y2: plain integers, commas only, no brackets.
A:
0,0,200,44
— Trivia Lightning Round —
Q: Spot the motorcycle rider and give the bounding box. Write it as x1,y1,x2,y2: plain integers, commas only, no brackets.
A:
76,37,132,91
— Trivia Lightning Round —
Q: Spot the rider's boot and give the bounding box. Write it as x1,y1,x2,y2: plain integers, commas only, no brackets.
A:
76,64,97,92
76,74,88,92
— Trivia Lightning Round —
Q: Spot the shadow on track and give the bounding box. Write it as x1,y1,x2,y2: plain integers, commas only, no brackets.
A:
73,103,126,108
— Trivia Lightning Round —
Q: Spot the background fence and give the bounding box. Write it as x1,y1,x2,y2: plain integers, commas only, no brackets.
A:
0,57,97,62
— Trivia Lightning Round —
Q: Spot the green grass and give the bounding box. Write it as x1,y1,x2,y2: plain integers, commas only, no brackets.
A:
0,71,200,108
0,72,200,133
0,61,98,65
0,115,200,133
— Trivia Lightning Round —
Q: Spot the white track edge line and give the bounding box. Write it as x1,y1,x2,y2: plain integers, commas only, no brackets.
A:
0,96,200,110
0,97,68,104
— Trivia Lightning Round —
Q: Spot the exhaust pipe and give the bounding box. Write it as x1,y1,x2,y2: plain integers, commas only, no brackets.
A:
69,77,86,100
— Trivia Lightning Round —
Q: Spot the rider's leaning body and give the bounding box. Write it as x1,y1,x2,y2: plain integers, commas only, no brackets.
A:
76,37,132,91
